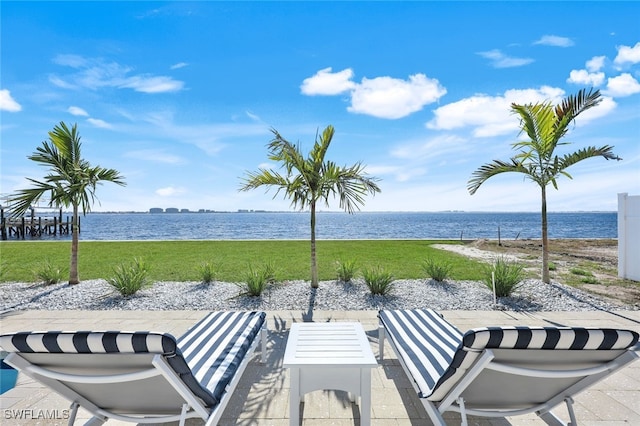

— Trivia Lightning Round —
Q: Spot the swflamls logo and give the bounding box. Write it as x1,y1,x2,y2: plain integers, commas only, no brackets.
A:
4,409,70,420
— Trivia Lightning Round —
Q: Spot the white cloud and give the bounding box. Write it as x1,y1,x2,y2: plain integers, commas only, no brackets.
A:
614,42,640,66
68,106,89,116
301,68,446,119
156,186,186,197
125,149,186,164
604,73,640,97
87,118,113,129
348,74,446,119
391,134,467,161
0,89,22,112
477,49,534,68
586,56,606,72
427,86,565,137
50,54,185,94
533,35,575,47
567,69,605,86
119,75,184,93
170,62,189,70
578,96,617,122
300,67,356,95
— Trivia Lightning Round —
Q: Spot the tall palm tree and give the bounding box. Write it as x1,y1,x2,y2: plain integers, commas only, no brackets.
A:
240,125,381,288
9,122,126,284
468,88,620,283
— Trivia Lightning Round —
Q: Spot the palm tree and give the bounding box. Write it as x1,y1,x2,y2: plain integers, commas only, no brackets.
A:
468,88,620,283
240,125,381,288
8,122,126,284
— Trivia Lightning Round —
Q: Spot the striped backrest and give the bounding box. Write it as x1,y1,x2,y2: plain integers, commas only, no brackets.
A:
0,310,267,408
177,310,266,404
378,309,463,398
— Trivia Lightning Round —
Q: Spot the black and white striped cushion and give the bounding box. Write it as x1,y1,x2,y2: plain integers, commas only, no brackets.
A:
378,309,463,398
0,331,177,354
177,310,266,404
380,309,640,401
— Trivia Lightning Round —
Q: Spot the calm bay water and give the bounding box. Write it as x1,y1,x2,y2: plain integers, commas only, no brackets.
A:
52,211,618,241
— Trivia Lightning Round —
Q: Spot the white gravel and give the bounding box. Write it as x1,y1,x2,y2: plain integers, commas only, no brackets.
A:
1,278,636,313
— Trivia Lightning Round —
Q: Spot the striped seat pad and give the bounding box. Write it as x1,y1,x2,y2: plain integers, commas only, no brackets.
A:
177,310,266,405
378,309,463,398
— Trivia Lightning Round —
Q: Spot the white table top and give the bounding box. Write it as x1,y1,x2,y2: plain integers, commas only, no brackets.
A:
283,322,378,367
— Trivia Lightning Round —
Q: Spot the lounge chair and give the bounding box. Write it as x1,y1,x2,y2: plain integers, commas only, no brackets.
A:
378,308,639,426
0,310,267,425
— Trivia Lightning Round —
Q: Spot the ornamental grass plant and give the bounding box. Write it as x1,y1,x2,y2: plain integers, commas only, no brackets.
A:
422,257,453,282
335,258,358,282
237,261,277,297
362,266,394,296
107,258,150,296
34,260,65,285
482,256,524,297
198,260,219,284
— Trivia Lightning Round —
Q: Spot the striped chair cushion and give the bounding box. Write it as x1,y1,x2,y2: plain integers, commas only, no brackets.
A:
380,309,640,401
378,309,463,398
0,331,177,354
177,310,266,405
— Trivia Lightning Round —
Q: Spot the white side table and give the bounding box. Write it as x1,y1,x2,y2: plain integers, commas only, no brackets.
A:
283,322,378,426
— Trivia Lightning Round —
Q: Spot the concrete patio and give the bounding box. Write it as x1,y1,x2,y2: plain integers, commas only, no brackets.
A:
1,309,639,425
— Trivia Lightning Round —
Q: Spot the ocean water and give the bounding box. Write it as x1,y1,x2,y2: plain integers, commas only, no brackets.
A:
36,211,617,241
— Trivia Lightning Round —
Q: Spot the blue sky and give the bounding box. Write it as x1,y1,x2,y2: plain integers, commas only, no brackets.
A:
1,1,639,213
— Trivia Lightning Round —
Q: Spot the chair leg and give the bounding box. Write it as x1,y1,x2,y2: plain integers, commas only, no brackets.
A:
457,397,468,426
419,399,447,426
378,324,385,361
83,416,106,426
537,409,568,426
565,397,578,426
68,402,79,426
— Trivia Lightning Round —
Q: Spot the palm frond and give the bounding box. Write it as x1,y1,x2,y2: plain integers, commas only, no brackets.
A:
468,159,529,195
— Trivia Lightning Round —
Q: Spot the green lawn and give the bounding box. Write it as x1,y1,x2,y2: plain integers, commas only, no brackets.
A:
0,240,484,283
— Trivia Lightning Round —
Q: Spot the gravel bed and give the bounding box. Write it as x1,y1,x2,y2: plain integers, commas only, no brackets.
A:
1,278,636,312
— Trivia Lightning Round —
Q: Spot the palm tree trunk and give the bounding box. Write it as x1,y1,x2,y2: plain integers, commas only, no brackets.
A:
541,186,550,284
69,203,80,284
310,201,318,288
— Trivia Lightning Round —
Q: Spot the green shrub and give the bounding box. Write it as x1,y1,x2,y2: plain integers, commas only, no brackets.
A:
34,260,66,285
198,260,219,284
422,258,452,282
483,256,524,297
335,258,358,282
237,262,277,297
548,262,557,271
107,258,150,296
362,266,394,296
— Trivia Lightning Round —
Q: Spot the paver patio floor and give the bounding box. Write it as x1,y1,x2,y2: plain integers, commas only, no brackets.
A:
1,309,639,425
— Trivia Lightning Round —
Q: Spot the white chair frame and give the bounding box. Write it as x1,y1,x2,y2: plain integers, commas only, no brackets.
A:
4,325,267,426
379,324,639,426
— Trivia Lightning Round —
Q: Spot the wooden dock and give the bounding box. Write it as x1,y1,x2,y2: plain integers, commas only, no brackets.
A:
0,207,76,240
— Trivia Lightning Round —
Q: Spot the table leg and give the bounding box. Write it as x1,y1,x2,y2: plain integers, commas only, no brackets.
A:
360,368,372,426
290,368,300,426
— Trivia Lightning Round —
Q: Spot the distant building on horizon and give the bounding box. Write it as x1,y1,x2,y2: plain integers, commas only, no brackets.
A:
149,208,163,213
165,208,179,213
